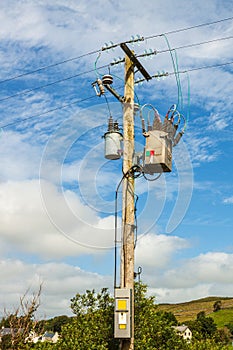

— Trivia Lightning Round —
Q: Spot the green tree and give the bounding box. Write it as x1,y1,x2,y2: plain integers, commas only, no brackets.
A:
187,338,229,350
0,286,42,350
186,311,217,340
3,284,231,350
134,282,186,350
57,287,119,350
43,315,71,333
213,327,231,345
226,322,233,335
213,300,222,312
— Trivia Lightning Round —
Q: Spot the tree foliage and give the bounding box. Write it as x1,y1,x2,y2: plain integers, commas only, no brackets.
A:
0,285,42,350
134,282,186,349
186,311,217,340
1,283,232,350
213,300,222,312
58,287,119,350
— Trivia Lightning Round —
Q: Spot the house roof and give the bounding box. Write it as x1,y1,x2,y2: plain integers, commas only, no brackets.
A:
173,325,190,333
0,328,12,336
43,331,55,338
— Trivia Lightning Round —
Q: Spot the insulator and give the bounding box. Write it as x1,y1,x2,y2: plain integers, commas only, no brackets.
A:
160,70,167,80
108,116,114,132
143,48,154,59
162,117,170,133
134,103,140,115
156,71,161,81
173,131,183,146
113,120,120,131
103,41,114,51
96,78,105,95
102,74,113,85
171,123,179,139
147,122,152,131
152,116,162,131
166,120,176,139
141,118,146,134
130,34,142,45
112,56,124,64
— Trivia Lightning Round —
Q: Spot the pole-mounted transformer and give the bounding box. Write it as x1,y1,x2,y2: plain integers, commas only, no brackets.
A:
103,116,123,160
141,104,185,174
143,129,172,173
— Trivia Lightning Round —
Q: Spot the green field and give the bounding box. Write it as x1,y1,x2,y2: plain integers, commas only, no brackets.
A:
157,297,233,327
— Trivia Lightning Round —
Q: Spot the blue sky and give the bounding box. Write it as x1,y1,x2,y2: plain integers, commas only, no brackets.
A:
0,0,233,318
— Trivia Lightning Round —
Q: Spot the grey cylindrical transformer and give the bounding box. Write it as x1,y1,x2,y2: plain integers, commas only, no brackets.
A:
104,131,123,160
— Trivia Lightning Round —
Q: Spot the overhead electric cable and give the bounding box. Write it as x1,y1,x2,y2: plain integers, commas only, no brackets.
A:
162,34,183,109
0,95,96,129
94,52,102,77
173,60,233,74
145,16,233,39
157,35,233,54
1,35,232,104
136,60,233,84
185,72,191,130
1,61,232,129
0,49,101,85
0,64,109,103
0,17,231,86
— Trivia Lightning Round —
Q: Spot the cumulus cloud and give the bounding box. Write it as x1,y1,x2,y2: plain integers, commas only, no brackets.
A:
145,252,233,303
135,233,188,269
0,180,116,258
0,0,232,318
0,259,111,318
0,131,41,181
158,252,233,289
223,196,233,204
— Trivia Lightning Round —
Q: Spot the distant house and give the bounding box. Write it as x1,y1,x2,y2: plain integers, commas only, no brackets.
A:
31,331,59,344
173,325,192,341
41,331,59,343
0,327,12,342
0,327,23,342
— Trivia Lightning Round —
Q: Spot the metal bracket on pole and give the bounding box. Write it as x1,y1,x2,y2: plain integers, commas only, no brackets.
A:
104,84,125,103
120,43,152,81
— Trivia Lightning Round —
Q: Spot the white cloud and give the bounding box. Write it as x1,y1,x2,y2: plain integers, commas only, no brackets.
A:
135,233,188,269
2,250,233,318
143,252,233,303
0,259,111,318
0,0,232,318
186,133,219,165
158,252,233,289
223,196,233,204
0,131,41,181
208,112,229,131
151,284,212,304
0,180,116,258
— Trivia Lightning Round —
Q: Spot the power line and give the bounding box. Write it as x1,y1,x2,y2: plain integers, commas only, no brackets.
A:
135,60,233,84
0,64,109,103
145,16,233,39
0,49,101,85
157,35,233,54
2,60,232,130
176,60,233,74
1,35,233,104
0,95,96,129
0,16,232,86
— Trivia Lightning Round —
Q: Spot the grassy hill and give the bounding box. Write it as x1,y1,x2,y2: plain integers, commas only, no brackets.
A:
157,296,233,327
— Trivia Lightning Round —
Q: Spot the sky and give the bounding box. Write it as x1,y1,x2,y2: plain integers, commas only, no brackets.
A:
0,0,233,319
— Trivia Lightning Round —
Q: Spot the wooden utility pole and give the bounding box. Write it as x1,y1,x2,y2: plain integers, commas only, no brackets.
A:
120,52,135,350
